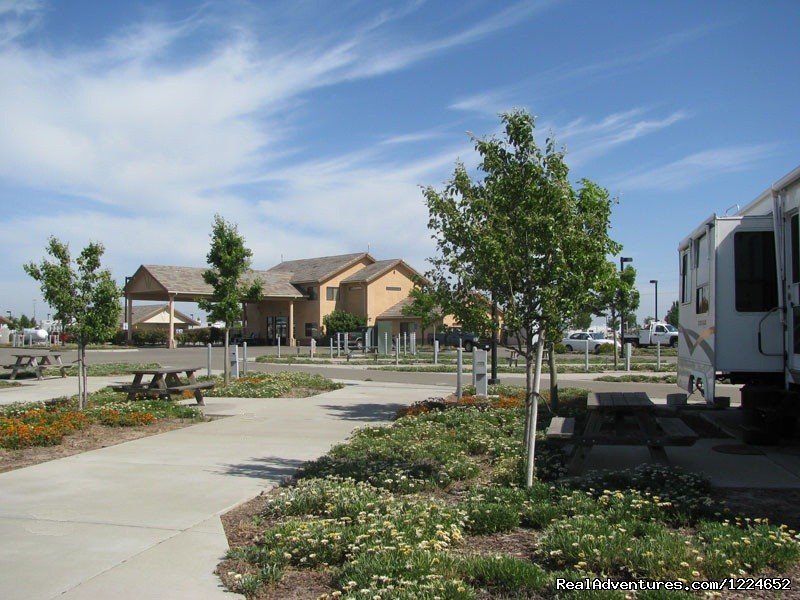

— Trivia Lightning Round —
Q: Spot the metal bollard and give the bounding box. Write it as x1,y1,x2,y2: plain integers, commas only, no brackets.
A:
584,341,589,373
207,343,212,377
656,341,661,372
625,343,631,372
243,342,248,375
434,340,439,365
395,335,399,366
456,345,463,400
277,337,281,359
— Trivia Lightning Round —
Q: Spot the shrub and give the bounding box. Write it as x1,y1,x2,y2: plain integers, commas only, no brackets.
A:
458,554,547,595
204,372,342,398
462,501,520,534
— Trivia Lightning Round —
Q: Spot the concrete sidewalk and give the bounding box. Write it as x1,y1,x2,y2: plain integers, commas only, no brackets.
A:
0,376,125,405
0,380,439,600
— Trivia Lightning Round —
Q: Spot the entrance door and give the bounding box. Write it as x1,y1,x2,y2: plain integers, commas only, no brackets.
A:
266,316,289,345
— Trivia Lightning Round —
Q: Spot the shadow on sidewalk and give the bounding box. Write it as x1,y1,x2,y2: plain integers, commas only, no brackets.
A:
219,456,306,480
320,403,405,422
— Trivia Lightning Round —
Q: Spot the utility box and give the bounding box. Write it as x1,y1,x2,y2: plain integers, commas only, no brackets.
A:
229,344,240,379
474,349,488,397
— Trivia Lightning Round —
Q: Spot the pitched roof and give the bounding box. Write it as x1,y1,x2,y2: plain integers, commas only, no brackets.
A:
0,315,10,326
376,297,417,320
122,304,201,326
134,265,304,298
341,259,405,284
268,253,371,284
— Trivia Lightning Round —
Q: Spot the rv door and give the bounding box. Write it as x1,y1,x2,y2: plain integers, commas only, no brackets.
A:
787,212,800,380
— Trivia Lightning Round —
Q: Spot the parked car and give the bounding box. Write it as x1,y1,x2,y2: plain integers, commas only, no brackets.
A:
431,328,489,352
562,331,618,354
623,321,678,348
318,329,367,350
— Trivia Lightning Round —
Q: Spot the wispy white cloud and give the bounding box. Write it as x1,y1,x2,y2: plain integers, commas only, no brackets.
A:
548,108,690,166
449,88,516,116
380,129,446,145
608,144,776,191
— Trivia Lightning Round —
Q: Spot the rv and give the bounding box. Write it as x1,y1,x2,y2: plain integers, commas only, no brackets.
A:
678,164,800,439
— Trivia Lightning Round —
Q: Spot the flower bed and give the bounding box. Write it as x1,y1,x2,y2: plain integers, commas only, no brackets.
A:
203,372,342,398
0,388,203,450
219,385,800,598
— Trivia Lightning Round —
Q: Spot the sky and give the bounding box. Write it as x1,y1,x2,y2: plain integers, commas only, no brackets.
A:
1,0,799,325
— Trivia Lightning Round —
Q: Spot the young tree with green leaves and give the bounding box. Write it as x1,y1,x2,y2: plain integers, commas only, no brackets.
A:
24,238,120,408
402,282,442,344
198,215,263,386
665,300,679,326
424,110,620,488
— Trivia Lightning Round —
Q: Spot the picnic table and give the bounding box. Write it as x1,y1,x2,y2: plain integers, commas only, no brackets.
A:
3,353,67,380
547,391,698,475
111,366,214,405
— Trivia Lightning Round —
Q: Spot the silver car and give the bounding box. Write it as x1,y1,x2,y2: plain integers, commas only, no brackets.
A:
562,331,618,353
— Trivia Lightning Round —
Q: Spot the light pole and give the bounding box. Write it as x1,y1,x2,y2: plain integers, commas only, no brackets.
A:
649,280,658,322
619,257,633,342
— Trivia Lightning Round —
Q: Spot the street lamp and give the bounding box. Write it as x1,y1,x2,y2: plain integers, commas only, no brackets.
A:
649,280,658,322
619,257,633,342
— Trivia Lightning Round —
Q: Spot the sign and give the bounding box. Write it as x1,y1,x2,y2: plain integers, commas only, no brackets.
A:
122,322,129,331
229,345,240,378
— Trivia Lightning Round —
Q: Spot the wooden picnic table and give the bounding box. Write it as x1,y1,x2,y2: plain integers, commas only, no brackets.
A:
3,352,67,380
547,391,698,475
111,366,214,405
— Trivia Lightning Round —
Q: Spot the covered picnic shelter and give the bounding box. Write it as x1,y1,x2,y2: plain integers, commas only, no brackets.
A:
123,265,305,349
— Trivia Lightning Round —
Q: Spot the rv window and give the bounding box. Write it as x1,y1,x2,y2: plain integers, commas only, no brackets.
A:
680,251,690,304
792,214,799,284
696,286,709,314
695,233,709,286
734,231,778,312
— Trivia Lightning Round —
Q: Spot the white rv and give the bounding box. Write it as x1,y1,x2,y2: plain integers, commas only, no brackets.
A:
678,164,800,413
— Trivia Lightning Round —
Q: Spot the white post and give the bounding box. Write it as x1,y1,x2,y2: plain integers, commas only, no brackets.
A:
584,341,589,373
242,342,248,375
395,334,399,366
625,342,631,372
277,336,281,359
311,338,316,358
330,338,333,358
456,345,463,399
472,347,478,387
403,332,407,356
207,343,212,377
337,333,341,358
434,340,439,365
344,333,349,355
230,344,240,379
656,341,661,372
384,332,388,356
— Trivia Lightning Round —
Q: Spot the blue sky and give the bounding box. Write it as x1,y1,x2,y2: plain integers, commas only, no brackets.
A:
1,0,798,324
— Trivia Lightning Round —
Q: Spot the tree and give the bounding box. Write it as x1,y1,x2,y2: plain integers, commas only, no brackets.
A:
424,110,620,488
24,237,120,408
569,312,593,331
197,215,263,386
594,262,640,368
402,282,442,343
323,310,366,336
665,300,679,326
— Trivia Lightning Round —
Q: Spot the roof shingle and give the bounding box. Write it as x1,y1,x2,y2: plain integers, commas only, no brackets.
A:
136,265,304,298
268,253,370,283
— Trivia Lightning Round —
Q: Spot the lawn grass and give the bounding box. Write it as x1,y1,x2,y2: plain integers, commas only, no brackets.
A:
595,374,678,384
203,371,342,398
219,384,800,598
0,387,203,450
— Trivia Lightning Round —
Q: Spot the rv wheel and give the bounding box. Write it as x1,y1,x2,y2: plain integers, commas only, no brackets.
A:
670,338,677,348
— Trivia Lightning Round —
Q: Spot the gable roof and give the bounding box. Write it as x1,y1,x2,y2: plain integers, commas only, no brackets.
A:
340,259,424,284
268,252,372,284
129,265,304,299
122,304,201,326
376,297,418,320
0,315,10,326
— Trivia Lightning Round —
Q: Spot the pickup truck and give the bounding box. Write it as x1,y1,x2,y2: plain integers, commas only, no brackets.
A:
430,328,488,352
623,322,679,348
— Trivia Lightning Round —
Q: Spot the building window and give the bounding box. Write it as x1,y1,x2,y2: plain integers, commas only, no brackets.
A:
306,287,316,300
680,251,690,304
305,322,318,338
326,287,339,301
734,231,778,312
386,286,402,292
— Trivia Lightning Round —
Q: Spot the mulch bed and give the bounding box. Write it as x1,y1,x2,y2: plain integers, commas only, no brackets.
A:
217,489,338,599
0,418,207,472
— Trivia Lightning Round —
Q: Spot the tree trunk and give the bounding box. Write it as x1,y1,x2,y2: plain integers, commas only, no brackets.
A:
524,329,546,489
548,342,558,411
223,328,230,386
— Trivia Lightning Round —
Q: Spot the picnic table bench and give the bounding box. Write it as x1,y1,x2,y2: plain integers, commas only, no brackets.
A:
111,367,213,405
546,391,698,474
3,353,67,380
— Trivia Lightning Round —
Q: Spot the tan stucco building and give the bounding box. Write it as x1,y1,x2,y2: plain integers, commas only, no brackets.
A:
124,253,445,348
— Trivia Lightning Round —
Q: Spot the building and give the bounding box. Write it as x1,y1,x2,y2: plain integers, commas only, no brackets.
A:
121,304,200,334
123,253,445,348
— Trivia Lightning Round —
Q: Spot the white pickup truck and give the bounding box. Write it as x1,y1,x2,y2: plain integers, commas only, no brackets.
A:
623,322,679,348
